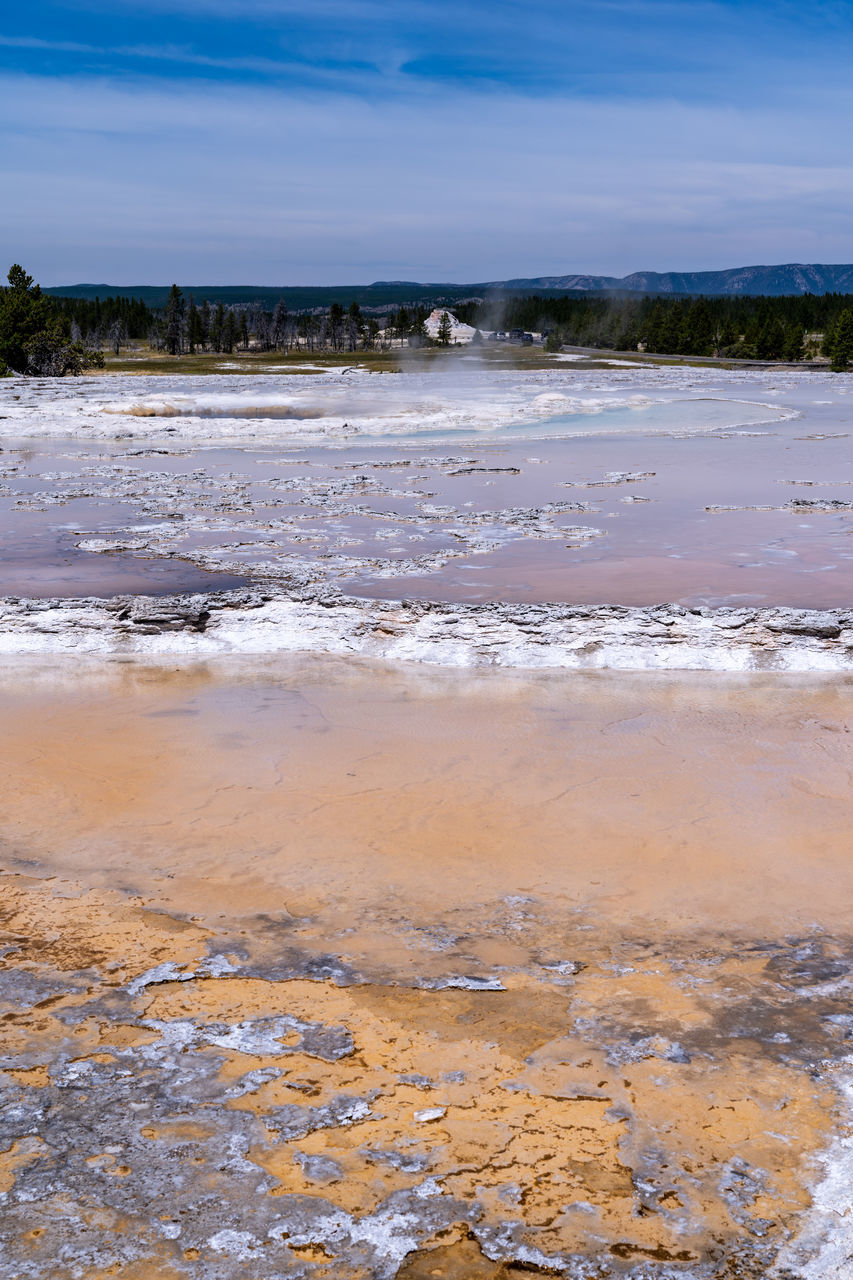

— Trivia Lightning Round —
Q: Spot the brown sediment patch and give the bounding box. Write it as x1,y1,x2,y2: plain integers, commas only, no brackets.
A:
397,1231,557,1278
111,403,182,417
0,1136,48,1193
103,403,326,419
2,1064,50,1086
138,1121,217,1143
0,873,210,974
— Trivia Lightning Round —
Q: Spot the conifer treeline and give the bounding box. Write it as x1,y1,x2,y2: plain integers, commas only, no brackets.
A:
38,282,853,367
160,288,433,355
0,266,105,376
51,287,436,355
456,292,853,362
52,294,153,345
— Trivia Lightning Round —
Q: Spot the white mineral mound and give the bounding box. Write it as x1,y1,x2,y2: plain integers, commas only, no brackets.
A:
424,309,478,344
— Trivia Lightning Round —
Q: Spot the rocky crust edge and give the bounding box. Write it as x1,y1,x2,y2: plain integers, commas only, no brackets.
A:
2,588,853,671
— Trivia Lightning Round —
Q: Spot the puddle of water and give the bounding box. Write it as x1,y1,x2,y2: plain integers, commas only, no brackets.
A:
2,374,852,607
0,532,247,597
369,395,784,444
2,655,852,943
4,420,853,605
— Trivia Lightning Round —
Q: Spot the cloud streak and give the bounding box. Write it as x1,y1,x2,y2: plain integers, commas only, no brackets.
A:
2,2,853,281
5,1,853,98
0,34,387,88
3,69,853,284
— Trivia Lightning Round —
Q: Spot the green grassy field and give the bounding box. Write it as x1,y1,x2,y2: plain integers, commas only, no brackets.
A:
103,345,569,375
99,343,797,376
103,348,400,375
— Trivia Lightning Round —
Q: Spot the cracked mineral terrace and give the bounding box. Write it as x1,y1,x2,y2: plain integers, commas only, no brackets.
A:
2,361,853,1278
2,363,853,650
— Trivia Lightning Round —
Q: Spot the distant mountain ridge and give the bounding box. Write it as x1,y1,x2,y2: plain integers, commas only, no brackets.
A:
490,264,853,297
44,263,853,309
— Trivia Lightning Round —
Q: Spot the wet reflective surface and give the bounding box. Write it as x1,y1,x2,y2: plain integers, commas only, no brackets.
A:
2,658,853,1276
1,363,852,606
4,366,853,1277
3,418,853,605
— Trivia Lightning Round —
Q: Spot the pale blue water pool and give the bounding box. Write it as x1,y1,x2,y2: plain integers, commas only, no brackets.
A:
362,396,787,445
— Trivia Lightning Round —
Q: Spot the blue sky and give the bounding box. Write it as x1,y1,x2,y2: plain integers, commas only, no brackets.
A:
2,1,853,284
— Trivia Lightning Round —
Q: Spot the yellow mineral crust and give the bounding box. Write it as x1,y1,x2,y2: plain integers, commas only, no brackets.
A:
130,965,831,1261
3,662,853,1275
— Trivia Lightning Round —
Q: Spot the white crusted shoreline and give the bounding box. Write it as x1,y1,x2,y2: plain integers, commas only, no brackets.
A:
3,362,852,671
0,364,794,446
773,1064,853,1279
3,588,853,671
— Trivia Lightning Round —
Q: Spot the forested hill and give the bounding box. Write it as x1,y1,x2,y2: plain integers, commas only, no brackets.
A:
44,264,853,308
42,282,478,311
6,260,853,368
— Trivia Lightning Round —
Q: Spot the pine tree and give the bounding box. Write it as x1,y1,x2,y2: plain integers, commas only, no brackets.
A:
328,303,345,351
187,298,203,354
437,311,453,346
681,300,714,356
210,303,225,353
0,264,53,372
410,307,429,348
254,310,272,351
108,317,126,355
347,301,364,351
164,284,185,356
830,309,853,371
658,307,681,355
271,300,288,350
24,324,104,375
221,311,237,354
782,324,805,363
756,316,785,360
199,300,211,350
717,319,738,352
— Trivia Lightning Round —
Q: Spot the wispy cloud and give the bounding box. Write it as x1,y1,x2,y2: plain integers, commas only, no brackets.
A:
0,36,95,54
5,1,853,99
0,34,391,90
3,68,853,284
3,2,853,281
